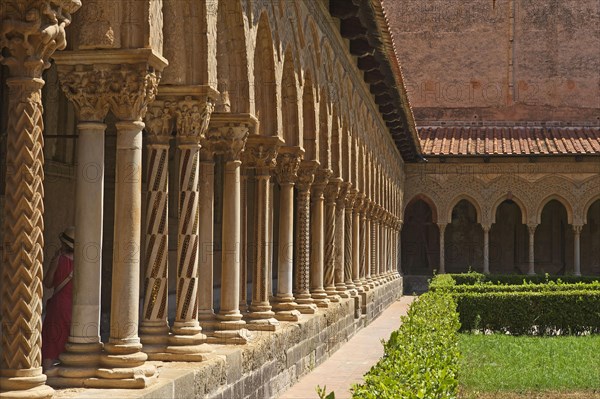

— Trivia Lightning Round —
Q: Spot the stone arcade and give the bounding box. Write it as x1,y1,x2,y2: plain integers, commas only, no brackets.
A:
0,1,598,399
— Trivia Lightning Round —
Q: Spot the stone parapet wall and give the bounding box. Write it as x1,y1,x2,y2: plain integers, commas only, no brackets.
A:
54,279,402,399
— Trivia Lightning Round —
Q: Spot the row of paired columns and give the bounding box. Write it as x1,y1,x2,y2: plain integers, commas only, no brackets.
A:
437,223,586,276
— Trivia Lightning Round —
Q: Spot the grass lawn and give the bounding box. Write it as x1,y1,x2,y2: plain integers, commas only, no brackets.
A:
459,334,600,399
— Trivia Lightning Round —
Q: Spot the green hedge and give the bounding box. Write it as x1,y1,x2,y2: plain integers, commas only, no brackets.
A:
430,279,600,294
445,271,600,286
456,291,600,335
352,293,460,399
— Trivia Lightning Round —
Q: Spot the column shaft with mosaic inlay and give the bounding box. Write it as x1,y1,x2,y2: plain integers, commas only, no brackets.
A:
139,101,172,354
344,189,358,296
169,90,215,359
335,183,350,298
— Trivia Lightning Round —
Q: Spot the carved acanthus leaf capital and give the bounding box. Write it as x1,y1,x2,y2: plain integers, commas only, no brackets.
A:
312,168,332,196
275,148,303,185
0,0,81,78
107,64,161,121
203,113,256,161
345,189,358,210
242,136,282,175
57,65,110,121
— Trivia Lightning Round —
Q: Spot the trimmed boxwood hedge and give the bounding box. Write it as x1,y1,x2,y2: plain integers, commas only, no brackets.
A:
351,293,460,399
456,291,600,335
430,274,600,335
446,271,600,286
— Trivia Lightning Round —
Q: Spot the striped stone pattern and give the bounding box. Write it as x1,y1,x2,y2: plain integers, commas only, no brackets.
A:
295,189,311,294
142,145,169,322
176,148,200,322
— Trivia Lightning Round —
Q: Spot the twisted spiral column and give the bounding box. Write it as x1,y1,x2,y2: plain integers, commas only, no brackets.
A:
344,190,358,297
334,184,349,298
324,179,341,302
353,195,365,293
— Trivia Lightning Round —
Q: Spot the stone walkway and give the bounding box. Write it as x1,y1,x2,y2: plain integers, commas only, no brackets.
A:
278,295,416,399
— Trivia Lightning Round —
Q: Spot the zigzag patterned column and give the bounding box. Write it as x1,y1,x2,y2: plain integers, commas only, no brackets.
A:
0,2,80,397
294,162,319,313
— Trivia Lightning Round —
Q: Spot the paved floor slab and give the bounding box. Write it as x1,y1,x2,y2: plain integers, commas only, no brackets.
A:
278,295,415,399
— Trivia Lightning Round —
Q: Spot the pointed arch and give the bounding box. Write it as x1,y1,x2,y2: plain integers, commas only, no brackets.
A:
536,194,574,225
405,194,439,224
446,195,482,225
216,0,250,113
254,12,278,136
491,194,528,225
584,195,600,225
281,47,300,146
302,71,318,160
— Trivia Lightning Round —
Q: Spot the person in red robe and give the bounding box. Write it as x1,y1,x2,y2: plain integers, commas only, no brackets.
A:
42,226,74,371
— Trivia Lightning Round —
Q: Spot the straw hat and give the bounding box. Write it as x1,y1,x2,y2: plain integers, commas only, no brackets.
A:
59,226,75,250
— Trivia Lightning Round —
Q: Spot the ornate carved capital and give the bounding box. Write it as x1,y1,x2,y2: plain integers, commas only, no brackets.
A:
573,225,583,235
203,113,256,161
324,178,342,205
312,168,332,196
297,160,319,192
56,64,112,121
275,147,304,185
0,0,81,78
337,182,351,207
345,188,358,210
144,100,174,145
527,224,538,235
107,64,160,121
242,136,282,175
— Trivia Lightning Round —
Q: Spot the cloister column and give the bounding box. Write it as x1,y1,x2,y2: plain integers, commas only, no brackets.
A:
100,57,165,386
359,201,370,291
396,221,403,278
324,179,342,302
272,147,303,322
138,102,172,356
50,64,110,379
335,183,350,298
198,149,216,327
294,162,319,313
362,199,373,291
0,2,79,397
310,169,332,307
438,223,447,274
353,195,365,293
573,225,583,276
482,225,491,275
205,113,254,343
370,210,380,286
344,190,358,296
527,224,537,275
243,136,282,329
239,167,249,313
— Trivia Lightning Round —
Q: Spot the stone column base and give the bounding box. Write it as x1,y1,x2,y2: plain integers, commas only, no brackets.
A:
272,300,302,322
47,364,158,389
207,328,252,345
0,369,53,399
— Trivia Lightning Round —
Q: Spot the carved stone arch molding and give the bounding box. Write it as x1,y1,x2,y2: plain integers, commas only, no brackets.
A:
490,193,529,226
444,194,484,226
535,194,575,226
583,194,600,225
403,193,440,224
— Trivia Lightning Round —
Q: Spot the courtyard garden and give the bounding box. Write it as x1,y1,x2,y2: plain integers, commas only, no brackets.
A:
345,272,600,399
